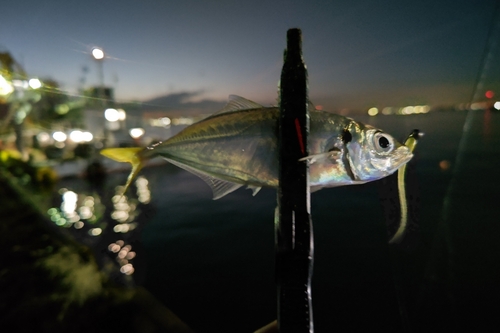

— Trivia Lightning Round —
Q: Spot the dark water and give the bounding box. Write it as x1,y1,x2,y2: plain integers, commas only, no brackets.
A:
56,109,500,332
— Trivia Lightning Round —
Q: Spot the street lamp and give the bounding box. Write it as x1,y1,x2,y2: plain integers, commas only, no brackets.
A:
91,48,104,60
91,47,105,104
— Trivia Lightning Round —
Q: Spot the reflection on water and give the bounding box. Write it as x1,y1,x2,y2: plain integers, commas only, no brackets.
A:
47,173,152,284
47,189,104,232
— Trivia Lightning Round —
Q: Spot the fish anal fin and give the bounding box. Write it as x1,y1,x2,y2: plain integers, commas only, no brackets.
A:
246,185,262,196
209,178,243,200
164,157,242,200
214,95,263,115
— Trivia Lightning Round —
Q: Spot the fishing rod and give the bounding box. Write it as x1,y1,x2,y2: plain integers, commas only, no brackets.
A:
276,28,314,333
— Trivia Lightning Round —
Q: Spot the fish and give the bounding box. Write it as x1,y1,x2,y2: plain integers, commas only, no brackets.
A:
101,95,413,199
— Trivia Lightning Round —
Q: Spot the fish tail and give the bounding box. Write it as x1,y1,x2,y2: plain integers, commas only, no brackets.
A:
100,147,145,194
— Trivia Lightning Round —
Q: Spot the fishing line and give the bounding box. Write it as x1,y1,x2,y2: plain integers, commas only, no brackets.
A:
439,0,499,256
420,0,500,316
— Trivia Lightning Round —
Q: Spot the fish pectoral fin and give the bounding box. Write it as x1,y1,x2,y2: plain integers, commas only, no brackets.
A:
164,157,242,200
298,151,341,164
310,186,324,193
246,185,262,196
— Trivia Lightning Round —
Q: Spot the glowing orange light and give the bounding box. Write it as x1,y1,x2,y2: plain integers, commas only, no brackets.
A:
439,160,451,171
485,90,494,99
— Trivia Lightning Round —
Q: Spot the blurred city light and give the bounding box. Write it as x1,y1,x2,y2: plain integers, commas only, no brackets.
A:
471,102,488,110
150,117,172,127
104,108,119,122
439,160,451,171
0,74,14,96
82,131,93,142
129,128,145,139
53,131,67,142
37,132,50,143
56,104,70,115
12,79,28,89
91,47,104,60
382,107,393,115
494,101,500,110
367,107,378,116
28,78,42,89
62,190,78,215
172,117,194,125
68,130,93,143
69,130,84,142
485,90,494,99
374,105,432,116
117,108,127,120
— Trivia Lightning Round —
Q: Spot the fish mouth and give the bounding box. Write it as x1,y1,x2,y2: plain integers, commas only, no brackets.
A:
392,146,413,169
371,145,413,173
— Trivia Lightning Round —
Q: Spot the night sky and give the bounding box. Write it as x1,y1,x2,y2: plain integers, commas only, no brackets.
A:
1,0,499,111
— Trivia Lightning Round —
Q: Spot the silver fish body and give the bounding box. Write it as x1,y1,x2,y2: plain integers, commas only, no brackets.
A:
139,96,412,198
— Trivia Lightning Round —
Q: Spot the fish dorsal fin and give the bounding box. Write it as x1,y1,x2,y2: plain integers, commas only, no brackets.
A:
163,157,242,200
214,95,263,115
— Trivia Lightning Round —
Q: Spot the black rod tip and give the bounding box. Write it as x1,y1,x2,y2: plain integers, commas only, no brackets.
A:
286,28,302,57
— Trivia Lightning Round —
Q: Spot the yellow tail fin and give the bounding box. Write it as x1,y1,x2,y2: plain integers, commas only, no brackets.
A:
101,147,144,194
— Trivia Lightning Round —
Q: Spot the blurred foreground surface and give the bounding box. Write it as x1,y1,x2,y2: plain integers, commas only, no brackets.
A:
0,168,193,333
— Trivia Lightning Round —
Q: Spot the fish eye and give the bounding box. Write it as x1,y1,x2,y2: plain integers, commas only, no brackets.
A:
373,132,394,153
